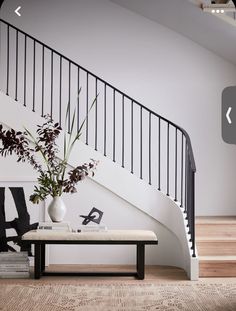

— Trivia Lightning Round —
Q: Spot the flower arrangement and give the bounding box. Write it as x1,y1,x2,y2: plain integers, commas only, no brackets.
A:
0,110,98,205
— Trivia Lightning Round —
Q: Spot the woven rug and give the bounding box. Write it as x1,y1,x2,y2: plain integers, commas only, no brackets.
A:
0,282,235,311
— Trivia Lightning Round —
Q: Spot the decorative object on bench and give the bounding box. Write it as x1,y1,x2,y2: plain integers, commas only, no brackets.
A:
80,207,104,225
0,101,98,222
37,221,72,232
77,224,107,233
22,229,158,280
47,196,67,223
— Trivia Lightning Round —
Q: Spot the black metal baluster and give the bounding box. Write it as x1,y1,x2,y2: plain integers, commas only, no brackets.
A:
32,40,36,111
59,56,62,126
24,35,27,106
6,24,9,96
167,123,170,196
104,83,107,156
174,128,178,201
184,145,188,215
41,45,44,117
188,157,191,235
95,78,98,151
131,100,134,174
158,118,161,191
0,22,1,84
77,67,80,133
15,30,18,101
86,72,89,145
122,94,125,168
149,112,151,185
191,170,196,257
180,133,184,207
50,51,53,119
68,61,71,133
113,90,116,162
140,106,143,179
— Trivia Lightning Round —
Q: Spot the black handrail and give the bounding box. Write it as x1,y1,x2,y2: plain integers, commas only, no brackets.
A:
0,18,196,257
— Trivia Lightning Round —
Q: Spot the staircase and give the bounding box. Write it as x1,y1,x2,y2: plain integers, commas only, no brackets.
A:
196,216,236,277
0,18,198,278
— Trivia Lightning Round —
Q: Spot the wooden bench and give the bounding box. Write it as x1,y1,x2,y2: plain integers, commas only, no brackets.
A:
22,230,158,280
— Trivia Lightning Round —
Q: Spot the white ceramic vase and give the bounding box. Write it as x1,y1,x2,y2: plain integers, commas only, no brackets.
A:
48,196,66,222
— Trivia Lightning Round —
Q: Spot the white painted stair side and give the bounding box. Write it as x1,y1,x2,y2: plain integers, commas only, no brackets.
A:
0,91,198,280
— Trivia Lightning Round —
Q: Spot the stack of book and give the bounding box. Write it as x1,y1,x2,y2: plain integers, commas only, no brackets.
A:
77,224,108,232
37,221,71,232
0,252,30,278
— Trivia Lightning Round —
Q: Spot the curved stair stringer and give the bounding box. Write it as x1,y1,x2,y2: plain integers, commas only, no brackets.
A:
0,91,199,280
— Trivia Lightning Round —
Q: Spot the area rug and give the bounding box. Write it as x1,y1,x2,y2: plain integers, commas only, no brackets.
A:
0,282,235,311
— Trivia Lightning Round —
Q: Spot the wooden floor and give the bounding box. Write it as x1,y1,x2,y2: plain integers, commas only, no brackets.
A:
1,265,236,284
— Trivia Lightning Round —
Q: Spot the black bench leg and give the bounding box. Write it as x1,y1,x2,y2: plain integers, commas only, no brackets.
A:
41,244,45,273
34,244,41,279
136,243,145,280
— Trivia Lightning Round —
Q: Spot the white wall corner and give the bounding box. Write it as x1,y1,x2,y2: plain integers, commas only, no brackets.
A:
189,256,199,281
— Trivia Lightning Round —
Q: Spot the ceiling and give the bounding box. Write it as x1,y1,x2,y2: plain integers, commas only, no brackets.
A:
110,0,236,65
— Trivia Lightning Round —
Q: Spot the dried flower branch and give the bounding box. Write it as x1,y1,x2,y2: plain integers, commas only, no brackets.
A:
0,94,99,204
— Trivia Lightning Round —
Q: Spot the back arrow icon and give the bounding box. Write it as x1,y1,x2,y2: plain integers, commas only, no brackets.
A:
15,6,21,17
226,107,232,124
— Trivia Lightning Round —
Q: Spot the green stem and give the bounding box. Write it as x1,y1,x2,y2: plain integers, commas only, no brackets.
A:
24,127,52,177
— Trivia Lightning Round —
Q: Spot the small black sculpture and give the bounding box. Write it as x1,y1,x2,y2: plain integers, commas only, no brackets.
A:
80,207,103,225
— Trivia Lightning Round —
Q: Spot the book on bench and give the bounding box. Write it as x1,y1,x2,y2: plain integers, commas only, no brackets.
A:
37,222,108,233
77,224,108,232
37,221,72,232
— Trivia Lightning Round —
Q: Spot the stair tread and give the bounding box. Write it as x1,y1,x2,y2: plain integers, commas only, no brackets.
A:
199,255,236,261
196,237,236,242
196,216,236,225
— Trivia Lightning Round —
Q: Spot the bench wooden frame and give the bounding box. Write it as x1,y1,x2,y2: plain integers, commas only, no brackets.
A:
25,239,158,280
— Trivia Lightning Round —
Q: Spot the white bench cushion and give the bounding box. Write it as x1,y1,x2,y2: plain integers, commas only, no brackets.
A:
22,230,157,241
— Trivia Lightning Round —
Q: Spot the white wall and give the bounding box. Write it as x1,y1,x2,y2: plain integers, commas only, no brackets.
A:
1,0,236,216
